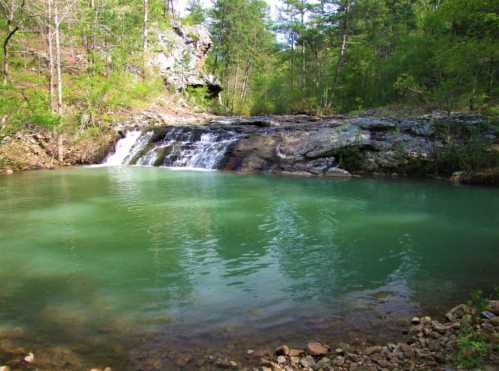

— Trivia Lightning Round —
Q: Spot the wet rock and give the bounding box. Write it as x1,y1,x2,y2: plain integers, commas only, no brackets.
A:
323,167,351,177
275,345,290,356
307,342,329,356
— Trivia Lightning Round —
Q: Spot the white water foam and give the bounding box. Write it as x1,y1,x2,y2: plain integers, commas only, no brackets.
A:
102,130,142,166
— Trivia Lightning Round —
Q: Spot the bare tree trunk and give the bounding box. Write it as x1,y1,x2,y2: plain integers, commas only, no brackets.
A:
54,1,64,162
2,0,25,85
240,62,252,103
163,0,174,18
47,0,55,111
143,0,148,77
54,2,63,115
331,0,351,102
2,25,19,85
143,0,148,55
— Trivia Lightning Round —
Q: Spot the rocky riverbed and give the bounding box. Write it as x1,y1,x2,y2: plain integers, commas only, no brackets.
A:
1,299,498,370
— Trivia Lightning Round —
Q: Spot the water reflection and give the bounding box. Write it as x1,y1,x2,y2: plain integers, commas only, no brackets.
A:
0,168,498,362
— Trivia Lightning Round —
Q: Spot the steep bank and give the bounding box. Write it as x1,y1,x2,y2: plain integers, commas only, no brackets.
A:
101,112,499,186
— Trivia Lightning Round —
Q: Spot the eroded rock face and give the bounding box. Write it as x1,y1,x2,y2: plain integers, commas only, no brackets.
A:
104,113,499,183
148,22,221,96
215,113,498,178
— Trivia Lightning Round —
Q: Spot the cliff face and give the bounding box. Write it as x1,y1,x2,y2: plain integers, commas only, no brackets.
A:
148,22,222,96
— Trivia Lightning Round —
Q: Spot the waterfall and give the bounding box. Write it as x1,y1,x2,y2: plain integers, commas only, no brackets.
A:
103,130,154,166
103,127,240,170
103,130,142,166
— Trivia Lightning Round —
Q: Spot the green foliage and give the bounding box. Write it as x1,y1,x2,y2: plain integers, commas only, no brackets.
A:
0,80,61,135
435,141,499,175
183,0,206,25
467,289,489,312
183,86,212,111
209,0,275,114
456,316,489,369
69,72,164,123
208,0,499,115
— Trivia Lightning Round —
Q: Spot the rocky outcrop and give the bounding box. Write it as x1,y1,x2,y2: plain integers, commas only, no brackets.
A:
217,114,498,179
148,22,221,96
120,113,498,183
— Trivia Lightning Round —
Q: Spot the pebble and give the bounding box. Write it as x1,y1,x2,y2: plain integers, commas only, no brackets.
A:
24,352,34,363
316,356,331,367
306,341,328,356
481,311,496,319
299,355,315,368
411,316,421,325
288,348,304,357
333,355,345,366
276,355,286,364
5,169,13,175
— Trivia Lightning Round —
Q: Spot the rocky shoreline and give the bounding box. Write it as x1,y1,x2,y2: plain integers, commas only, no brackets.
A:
1,112,499,187
0,299,498,370
244,300,499,371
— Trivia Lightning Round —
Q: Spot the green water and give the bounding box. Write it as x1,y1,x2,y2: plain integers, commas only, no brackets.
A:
1,167,498,365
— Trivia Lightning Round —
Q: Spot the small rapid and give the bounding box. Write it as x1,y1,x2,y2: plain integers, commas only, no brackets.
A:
102,126,240,170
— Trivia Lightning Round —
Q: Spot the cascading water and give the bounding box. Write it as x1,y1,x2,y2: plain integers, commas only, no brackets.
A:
103,126,240,170
103,130,142,166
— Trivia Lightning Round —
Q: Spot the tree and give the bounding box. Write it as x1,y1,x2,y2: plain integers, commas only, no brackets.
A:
184,0,205,25
0,0,25,84
210,0,275,113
